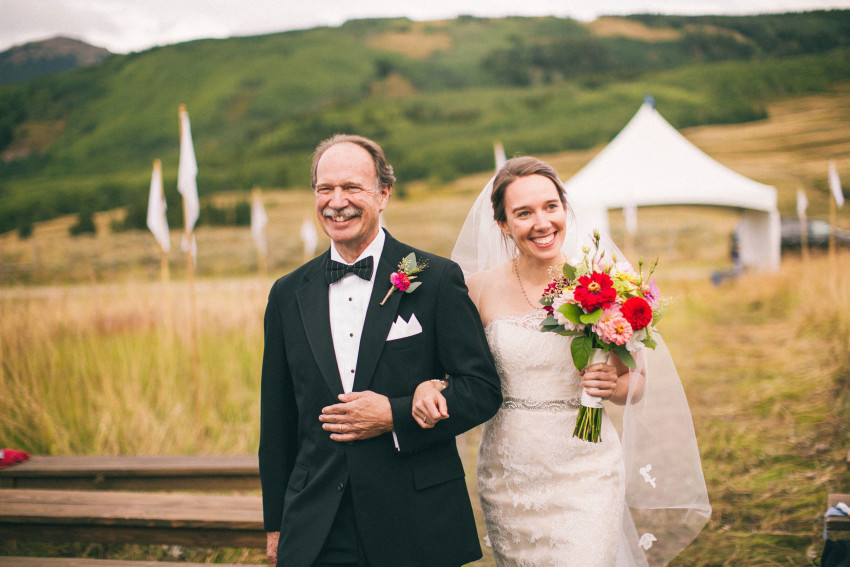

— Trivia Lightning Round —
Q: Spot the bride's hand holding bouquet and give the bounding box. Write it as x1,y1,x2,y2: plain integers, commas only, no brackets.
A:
540,230,666,442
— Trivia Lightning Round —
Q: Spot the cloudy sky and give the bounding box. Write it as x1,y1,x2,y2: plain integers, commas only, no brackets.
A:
3,0,850,53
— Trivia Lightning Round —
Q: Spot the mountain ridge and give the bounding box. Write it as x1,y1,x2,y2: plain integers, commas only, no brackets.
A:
0,36,112,86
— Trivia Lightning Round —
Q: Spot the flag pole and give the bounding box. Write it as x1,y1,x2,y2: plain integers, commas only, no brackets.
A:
153,159,173,343
798,187,809,264
829,187,837,270
179,104,200,396
252,186,268,279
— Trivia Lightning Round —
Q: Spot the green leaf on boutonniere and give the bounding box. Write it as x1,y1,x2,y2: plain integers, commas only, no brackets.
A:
405,281,422,293
571,335,592,370
400,252,417,273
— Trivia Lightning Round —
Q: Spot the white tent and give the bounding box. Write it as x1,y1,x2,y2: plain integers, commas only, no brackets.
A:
563,99,780,271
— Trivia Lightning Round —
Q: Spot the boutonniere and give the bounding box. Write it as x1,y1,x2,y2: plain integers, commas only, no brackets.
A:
380,252,428,306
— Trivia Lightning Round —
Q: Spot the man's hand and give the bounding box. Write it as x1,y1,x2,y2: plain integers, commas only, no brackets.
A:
412,380,449,429
266,531,280,566
320,390,393,442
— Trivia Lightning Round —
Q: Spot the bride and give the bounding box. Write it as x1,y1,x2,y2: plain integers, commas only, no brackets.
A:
413,157,710,566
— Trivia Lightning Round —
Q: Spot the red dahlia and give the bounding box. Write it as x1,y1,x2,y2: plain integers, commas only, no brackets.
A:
573,272,616,311
621,296,653,330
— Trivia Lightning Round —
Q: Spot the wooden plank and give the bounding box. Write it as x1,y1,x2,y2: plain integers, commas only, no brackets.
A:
0,489,264,548
0,558,263,566
827,493,850,533
0,456,259,491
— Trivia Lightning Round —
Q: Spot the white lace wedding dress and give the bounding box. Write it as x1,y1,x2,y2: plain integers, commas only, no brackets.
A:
478,310,625,567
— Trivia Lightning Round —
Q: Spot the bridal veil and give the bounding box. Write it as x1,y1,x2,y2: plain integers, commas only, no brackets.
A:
452,176,711,566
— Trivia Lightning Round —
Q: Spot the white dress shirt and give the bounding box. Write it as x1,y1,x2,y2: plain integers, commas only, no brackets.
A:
328,229,385,393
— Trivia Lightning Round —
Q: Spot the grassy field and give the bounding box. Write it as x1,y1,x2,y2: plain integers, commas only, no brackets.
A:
1,245,848,565
1,88,850,564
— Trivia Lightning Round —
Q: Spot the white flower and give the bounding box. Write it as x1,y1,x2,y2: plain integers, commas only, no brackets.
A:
639,533,657,550
552,294,585,331
626,328,647,353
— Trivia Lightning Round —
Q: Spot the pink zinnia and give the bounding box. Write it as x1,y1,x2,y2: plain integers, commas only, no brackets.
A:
390,271,410,291
594,308,633,345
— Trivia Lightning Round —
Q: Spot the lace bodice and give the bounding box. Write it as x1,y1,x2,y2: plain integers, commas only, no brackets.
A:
485,311,582,405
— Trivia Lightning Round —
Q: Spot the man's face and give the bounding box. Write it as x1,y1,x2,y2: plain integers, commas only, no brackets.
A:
314,142,391,262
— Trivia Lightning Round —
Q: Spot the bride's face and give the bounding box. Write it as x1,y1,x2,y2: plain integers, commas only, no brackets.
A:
498,174,567,264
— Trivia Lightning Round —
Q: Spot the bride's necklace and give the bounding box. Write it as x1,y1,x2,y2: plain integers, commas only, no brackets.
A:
513,258,540,310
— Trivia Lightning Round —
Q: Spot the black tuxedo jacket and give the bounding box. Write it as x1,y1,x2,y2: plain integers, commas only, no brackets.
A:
259,230,502,567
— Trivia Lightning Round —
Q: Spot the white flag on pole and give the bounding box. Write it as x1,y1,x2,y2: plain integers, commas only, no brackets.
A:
494,141,507,170
251,189,268,257
796,188,808,221
828,160,844,208
146,159,170,252
178,106,200,230
300,219,318,258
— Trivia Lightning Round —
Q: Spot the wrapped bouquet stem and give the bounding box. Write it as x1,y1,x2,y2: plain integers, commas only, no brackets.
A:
574,348,609,443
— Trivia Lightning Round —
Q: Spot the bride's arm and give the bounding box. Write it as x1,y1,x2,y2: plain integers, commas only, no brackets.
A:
411,270,493,429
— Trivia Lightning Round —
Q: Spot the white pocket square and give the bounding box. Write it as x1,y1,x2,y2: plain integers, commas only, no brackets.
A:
386,313,422,341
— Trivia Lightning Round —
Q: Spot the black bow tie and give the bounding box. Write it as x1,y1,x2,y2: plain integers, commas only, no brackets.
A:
326,256,374,284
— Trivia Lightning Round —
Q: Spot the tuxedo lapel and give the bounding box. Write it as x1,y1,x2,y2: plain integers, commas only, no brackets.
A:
353,233,403,392
296,251,344,397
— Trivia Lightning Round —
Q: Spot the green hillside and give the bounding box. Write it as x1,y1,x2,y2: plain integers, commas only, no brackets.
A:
1,11,850,234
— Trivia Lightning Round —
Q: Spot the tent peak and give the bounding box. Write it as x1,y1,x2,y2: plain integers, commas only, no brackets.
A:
643,93,655,109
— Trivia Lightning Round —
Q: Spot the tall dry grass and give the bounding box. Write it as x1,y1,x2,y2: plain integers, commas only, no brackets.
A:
0,279,269,456
662,251,850,565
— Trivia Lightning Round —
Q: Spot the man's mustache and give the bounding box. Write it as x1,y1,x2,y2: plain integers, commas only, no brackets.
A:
322,206,362,221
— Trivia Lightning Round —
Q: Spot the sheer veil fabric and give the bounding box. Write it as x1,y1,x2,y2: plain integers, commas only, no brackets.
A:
452,177,711,566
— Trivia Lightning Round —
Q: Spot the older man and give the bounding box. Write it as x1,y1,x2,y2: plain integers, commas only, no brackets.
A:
259,134,501,567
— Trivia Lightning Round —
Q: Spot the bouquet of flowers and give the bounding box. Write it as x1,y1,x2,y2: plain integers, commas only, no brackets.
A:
539,231,666,442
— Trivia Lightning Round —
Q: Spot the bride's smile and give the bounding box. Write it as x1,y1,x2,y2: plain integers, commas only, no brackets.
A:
530,232,557,247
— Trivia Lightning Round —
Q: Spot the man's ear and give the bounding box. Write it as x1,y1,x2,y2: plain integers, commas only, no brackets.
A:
378,185,392,211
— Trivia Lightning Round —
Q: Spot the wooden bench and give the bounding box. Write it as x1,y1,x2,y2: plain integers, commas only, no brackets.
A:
827,493,850,534
0,489,264,548
0,456,259,491
0,559,261,567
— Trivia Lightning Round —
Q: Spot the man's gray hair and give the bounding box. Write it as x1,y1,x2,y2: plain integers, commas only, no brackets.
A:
311,134,396,190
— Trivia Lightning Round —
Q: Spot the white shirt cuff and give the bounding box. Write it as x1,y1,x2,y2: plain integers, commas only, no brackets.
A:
392,430,400,451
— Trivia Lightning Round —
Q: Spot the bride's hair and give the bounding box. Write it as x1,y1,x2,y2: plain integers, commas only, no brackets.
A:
490,157,568,224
